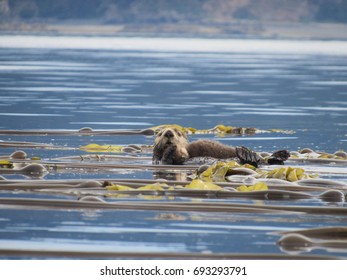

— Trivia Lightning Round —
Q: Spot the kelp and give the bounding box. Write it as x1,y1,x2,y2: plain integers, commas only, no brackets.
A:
199,161,257,180
0,140,70,149
0,160,14,168
0,162,48,178
150,123,295,135
277,232,347,254
0,127,155,136
0,124,346,229
290,149,347,161
185,179,224,191
1,197,347,215
105,184,134,191
195,160,317,183
0,243,336,259
104,179,223,192
80,144,123,153
278,226,347,240
0,177,344,203
106,182,168,191
54,154,152,162
258,166,317,182
150,124,197,134
0,154,345,187
237,182,268,192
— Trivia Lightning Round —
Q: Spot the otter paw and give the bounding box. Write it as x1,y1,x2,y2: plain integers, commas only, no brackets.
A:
161,145,177,164
161,145,187,165
235,146,262,168
267,150,290,165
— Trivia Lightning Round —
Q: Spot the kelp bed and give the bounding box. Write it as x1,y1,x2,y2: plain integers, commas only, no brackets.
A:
0,125,347,260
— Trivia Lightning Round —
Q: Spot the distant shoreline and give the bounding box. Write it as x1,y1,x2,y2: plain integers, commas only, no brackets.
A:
1,21,347,40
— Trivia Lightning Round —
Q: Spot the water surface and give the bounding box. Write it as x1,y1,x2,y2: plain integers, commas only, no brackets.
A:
0,36,346,259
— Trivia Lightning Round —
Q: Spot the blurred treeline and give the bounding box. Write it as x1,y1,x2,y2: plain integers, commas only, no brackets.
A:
1,0,347,23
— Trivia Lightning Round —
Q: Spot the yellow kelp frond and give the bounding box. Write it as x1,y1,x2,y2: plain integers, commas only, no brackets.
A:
106,182,168,191
199,160,257,180
31,157,41,160
105,184,134,191
333,150,347,159
137,183,168,191
192,124,259,135
80,144,123,153
150,124,295,135
150,124,196,134
0,160,14,168
241,163,258,171
211,124,257,135
200,161,237,179
261,166,316,182
185,179,224,191
236,182,268,192
318,151,347,160
292,149,347,160
198,160,317,183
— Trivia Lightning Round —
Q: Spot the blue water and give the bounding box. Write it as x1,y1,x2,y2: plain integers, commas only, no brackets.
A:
0,36,346,259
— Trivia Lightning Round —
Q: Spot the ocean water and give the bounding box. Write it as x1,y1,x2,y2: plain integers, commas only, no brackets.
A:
0,36,346,259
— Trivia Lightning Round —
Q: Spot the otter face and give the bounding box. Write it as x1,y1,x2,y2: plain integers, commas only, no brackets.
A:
153,127,189,164
154,127,188,149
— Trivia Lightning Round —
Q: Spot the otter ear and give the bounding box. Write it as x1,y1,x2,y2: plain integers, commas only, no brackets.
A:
174,128,187,139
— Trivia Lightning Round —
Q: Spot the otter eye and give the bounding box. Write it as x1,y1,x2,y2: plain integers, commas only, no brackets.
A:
177,132,182,136
158,132,162,136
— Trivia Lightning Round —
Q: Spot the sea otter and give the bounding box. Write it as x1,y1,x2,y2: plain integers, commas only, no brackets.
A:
152,127,289,166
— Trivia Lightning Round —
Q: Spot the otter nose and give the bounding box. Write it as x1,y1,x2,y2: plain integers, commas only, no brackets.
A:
164,130,174,138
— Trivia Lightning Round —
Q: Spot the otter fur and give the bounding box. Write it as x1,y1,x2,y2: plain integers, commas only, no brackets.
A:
153,127,247,165
152,127,290,166
152,127,189,164
186,139,236,159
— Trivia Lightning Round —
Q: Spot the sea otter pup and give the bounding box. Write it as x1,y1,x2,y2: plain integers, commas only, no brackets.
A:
152,127,289,166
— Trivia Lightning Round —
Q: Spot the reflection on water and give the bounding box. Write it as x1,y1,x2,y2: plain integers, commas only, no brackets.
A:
0,37,346,152
0,36,346,259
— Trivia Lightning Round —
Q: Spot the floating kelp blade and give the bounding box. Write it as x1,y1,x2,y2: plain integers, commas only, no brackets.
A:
0,178,327,191
236,182,268,192
185,179,224,190
80,144,123,153
196,160,336,185
53,154,152,162
1,197,347,215
150,124,295,135
41,161,198,172
0,163,48,178
277,233,347,254
278,227,347,240
288,157,347,165
104,189,315,201
0,140,71,149
0,245,338,259
259,166,317,182
79,144,150,154
0,123,296,136
0,128,155,136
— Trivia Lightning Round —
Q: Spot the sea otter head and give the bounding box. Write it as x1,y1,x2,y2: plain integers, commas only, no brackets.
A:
154,127,188,150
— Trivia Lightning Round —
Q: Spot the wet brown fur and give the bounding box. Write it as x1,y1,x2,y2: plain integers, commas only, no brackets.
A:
152,127,189,164
187,139,236,159
153,127,237,164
